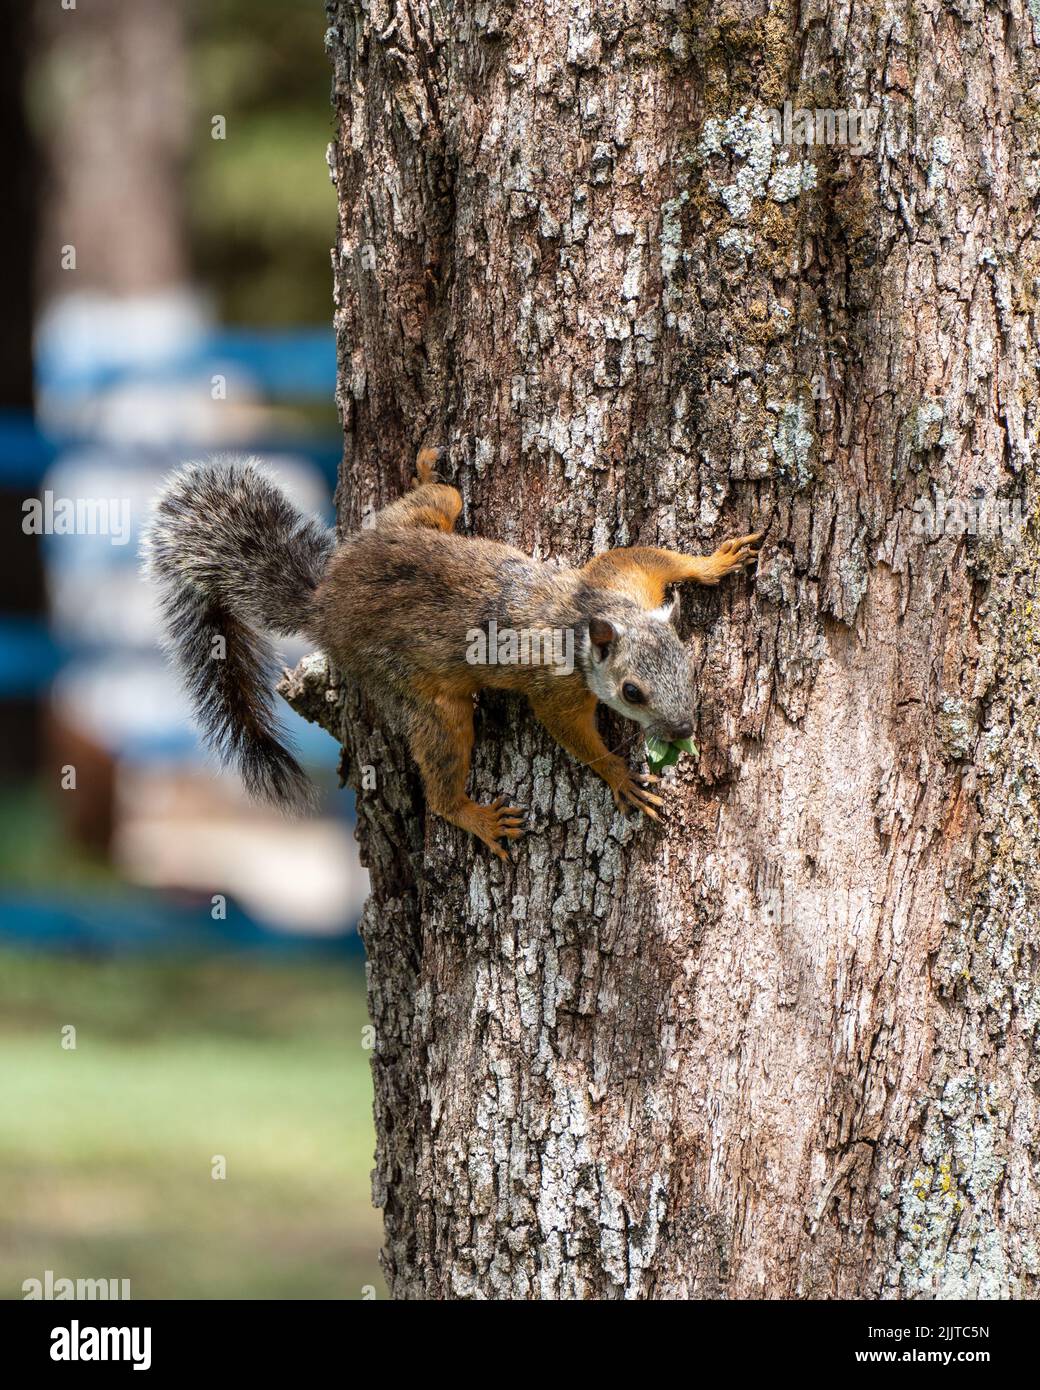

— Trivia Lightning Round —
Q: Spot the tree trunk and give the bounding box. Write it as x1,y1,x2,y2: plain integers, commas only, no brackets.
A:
286,0,1040,1298
37,0,189,299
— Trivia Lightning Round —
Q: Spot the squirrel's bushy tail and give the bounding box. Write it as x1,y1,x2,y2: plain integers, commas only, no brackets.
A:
141,459,334,810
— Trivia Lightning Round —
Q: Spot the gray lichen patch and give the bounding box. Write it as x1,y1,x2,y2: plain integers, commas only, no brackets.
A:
1028,0,1040,44
936,695,974,762
768,397,817,490
894,1073,1012,1298
834,531,869,623
927,135,954,190
768,159,817,203
717,226,756,258
696,108,819,222
895,1155,963,1295
697,108,775,222
910,400,945,453
659,190,690,327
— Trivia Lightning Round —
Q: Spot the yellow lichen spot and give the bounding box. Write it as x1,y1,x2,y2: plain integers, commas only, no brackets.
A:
938,1156,954,1195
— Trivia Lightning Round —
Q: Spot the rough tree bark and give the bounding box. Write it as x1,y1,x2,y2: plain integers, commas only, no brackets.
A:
285,0,1040,1298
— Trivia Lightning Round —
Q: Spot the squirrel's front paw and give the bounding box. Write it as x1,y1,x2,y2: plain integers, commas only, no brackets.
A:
610,770,664,821
467,795,527,860
708,531,763,582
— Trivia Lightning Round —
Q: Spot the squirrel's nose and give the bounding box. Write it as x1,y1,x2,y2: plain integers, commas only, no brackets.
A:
669,721,694,741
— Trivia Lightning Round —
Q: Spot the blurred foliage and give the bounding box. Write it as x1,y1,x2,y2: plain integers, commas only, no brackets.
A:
0,950,384,1299
186,0,336,325
0,787,117,891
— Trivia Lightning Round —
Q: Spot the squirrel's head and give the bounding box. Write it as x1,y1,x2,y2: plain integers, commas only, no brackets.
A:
578,594,695,742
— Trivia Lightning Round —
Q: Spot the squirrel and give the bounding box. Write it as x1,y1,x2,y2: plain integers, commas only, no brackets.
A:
142,447,761,858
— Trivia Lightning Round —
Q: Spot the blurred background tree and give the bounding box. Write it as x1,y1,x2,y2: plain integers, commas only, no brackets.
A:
1,0,379,1301
188,0,337,327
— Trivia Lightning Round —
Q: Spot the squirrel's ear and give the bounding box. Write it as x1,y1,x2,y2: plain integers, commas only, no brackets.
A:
588,617,617,663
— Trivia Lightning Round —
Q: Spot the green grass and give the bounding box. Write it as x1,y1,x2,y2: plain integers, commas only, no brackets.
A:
0,788,118,891
0,949,384,1299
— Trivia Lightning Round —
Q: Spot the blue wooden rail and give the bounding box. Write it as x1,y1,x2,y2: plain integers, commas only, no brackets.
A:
35,327,338,401
0,890,363,957
0,616,66,697
0,410,342,488
0,328,359,950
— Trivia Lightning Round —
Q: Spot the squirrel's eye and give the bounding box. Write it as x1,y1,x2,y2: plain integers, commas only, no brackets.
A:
622,682,645,705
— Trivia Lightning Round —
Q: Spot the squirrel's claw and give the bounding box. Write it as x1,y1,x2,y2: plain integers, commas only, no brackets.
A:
612,772,665,821
473,795,527,858
719,530,763,553
711,530,763,578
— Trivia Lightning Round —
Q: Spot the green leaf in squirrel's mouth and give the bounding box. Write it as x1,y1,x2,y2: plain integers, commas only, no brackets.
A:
645,734,699,774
